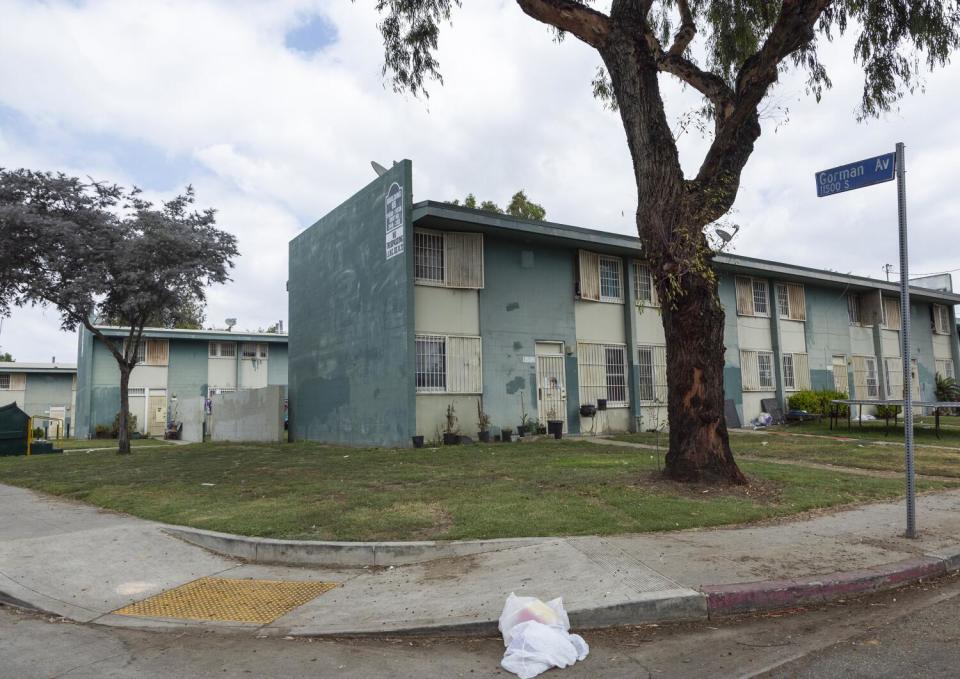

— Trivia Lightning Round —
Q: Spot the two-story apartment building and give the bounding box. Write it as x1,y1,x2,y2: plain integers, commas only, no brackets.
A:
0,362,77,436
288,161,960,447
74,326,288,438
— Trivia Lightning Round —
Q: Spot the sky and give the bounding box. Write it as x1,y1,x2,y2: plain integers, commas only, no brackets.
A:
1,0,958,363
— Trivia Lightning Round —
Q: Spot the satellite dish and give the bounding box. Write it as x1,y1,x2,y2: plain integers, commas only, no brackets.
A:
225,318,237,331
714,224,740,244
371,161,389,177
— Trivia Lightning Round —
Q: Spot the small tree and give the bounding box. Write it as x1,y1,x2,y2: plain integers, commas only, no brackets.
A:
450,190,547,220
0,352,12,362
0,169,238,454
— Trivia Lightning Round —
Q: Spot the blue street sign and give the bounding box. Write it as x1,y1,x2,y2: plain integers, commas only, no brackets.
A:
815,152,896,197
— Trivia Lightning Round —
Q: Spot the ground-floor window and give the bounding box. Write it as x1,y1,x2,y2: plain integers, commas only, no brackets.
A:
781,353,811,391
577,342,629,407
415,334,482,394
636,345,667,403
740,349,775,391
852,355,880,399
936,358,956,381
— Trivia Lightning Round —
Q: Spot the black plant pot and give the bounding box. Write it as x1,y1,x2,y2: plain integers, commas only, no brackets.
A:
412,435,425,448
443,432,460,445
517,425,529,437
547,420,563,439
478,431,491,443
501,430,514,442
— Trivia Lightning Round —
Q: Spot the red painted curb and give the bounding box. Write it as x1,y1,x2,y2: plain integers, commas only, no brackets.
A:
703,556,947,617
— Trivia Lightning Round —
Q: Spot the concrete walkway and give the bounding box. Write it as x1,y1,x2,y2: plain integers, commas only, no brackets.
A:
2,482,960,637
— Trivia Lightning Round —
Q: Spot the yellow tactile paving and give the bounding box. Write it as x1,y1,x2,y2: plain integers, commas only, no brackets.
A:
113,577,338,624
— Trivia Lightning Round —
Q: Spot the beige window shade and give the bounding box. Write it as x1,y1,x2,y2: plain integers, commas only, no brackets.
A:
852,355,879,399
934,304,951,334
3,373,26,390
793,352,811,390
146,339,169,366
882,298,901,330
578,250,600,301
446,335,483,394
740,350,760,391
445,232,484,289
884,357,904,399
735,277,754,316
786,283,806,320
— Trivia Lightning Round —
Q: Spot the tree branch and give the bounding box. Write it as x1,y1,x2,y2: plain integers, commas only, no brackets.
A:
515,0,611,49
666,0,694,57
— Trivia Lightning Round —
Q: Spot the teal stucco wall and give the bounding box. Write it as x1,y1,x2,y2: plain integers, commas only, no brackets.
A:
803,285,853,394
287,160,415,446
477,239,580,433
267,345,288,387
910,301,936,400
717,271,744,424
167,340,209,401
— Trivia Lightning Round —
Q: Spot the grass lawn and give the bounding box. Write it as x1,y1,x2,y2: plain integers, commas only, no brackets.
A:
53,438,177,451
0,439,954,541
615,426,960,478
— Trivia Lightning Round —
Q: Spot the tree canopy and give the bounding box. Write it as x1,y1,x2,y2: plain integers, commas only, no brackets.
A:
449,190,547,220
0,169,238,453
0,352,12,362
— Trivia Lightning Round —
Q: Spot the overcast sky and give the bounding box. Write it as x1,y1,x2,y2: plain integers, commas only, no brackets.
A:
1,0,958,363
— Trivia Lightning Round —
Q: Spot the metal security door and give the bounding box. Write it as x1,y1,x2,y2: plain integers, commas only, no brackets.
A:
535,342,566,431
832,355,849,393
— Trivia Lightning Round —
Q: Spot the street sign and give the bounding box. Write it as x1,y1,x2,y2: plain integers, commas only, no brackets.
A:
814,152,896,197
814,143,917,539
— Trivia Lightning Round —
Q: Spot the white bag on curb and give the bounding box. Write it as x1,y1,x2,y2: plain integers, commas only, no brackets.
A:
498,593,589,679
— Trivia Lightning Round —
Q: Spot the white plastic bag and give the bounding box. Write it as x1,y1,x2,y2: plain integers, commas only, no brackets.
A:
498,593,589,679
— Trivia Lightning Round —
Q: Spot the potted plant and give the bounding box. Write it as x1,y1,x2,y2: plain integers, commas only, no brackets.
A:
477,402,492,443
443,404,460,445
500,427,514,442
411,435,425,448
547,407,564,439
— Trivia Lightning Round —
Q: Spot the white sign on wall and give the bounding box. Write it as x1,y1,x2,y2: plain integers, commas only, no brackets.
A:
385,182,404,260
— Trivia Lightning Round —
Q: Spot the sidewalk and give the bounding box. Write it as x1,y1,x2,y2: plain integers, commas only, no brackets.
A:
2,481,959,637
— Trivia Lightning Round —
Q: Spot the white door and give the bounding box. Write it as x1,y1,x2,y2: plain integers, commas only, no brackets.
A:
832,355,848,394
48,406,65,438
535,342,566,431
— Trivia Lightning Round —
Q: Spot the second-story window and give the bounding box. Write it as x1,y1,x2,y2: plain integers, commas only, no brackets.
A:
414,229,483,288
599,256,623,302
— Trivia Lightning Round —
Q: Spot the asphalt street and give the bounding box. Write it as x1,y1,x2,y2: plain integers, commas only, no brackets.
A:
3,572,960,678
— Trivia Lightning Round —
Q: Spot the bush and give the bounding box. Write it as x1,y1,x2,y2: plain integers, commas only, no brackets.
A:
875,404,901,419
788,389,849,417
94,424,112,439
32,427,44,439
111,411,138,438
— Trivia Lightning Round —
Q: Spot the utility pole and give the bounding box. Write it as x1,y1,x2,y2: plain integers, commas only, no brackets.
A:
883,263,894,281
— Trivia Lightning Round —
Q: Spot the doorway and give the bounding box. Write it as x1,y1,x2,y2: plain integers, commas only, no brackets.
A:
535,342,566,432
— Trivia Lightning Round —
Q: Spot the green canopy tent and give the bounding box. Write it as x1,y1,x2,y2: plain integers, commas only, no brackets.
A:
0,402,30,456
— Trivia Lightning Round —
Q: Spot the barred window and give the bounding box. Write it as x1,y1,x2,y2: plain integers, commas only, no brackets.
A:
782,354,795,390
852,355,879,398
633,262,658,305
599,256,623,302
415,334,482,394
0,374,9,390
933,304,951,335
757,352,774,389
414,229,484,288
577,342,629,407
847,295,862,325
637,345,667,403
209,342,236,358
415,231,444,283
123,340,147,364
416,335,446,392
752,280,768,316
735,276,769,317
741,350,775,391
241,342,258,358
775,283,806,321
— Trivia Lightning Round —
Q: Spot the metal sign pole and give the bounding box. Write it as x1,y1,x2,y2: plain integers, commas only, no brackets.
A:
896,141,917,539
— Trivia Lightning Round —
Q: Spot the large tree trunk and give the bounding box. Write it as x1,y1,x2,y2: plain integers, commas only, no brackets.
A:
659,253,746,484
602,8,746,484
118,365,131,455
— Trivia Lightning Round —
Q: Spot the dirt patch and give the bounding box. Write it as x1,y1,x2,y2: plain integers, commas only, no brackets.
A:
632,470,784,504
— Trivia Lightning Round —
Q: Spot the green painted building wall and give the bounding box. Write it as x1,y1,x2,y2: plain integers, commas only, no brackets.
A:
803,285,853,393
717,271,745,423
167,340,209,401
910,301,936,400
287,161,415,446
477,239,581,433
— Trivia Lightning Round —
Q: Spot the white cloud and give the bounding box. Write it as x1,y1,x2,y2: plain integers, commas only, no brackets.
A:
1,0,958,362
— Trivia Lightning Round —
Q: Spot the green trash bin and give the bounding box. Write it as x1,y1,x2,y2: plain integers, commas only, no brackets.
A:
0,402,30,456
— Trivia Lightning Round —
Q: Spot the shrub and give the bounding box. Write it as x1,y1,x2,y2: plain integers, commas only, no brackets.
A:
32,427,44,439
875,404,901,419
111,411,138,438
788,389,849,417
94,424,112,439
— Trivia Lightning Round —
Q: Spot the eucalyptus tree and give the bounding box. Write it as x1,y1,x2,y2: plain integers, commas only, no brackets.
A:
368,0,960,483
0,170,237,454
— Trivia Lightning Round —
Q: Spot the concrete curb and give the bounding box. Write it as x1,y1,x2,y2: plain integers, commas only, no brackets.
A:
703,555,951,617
162,526,553,567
